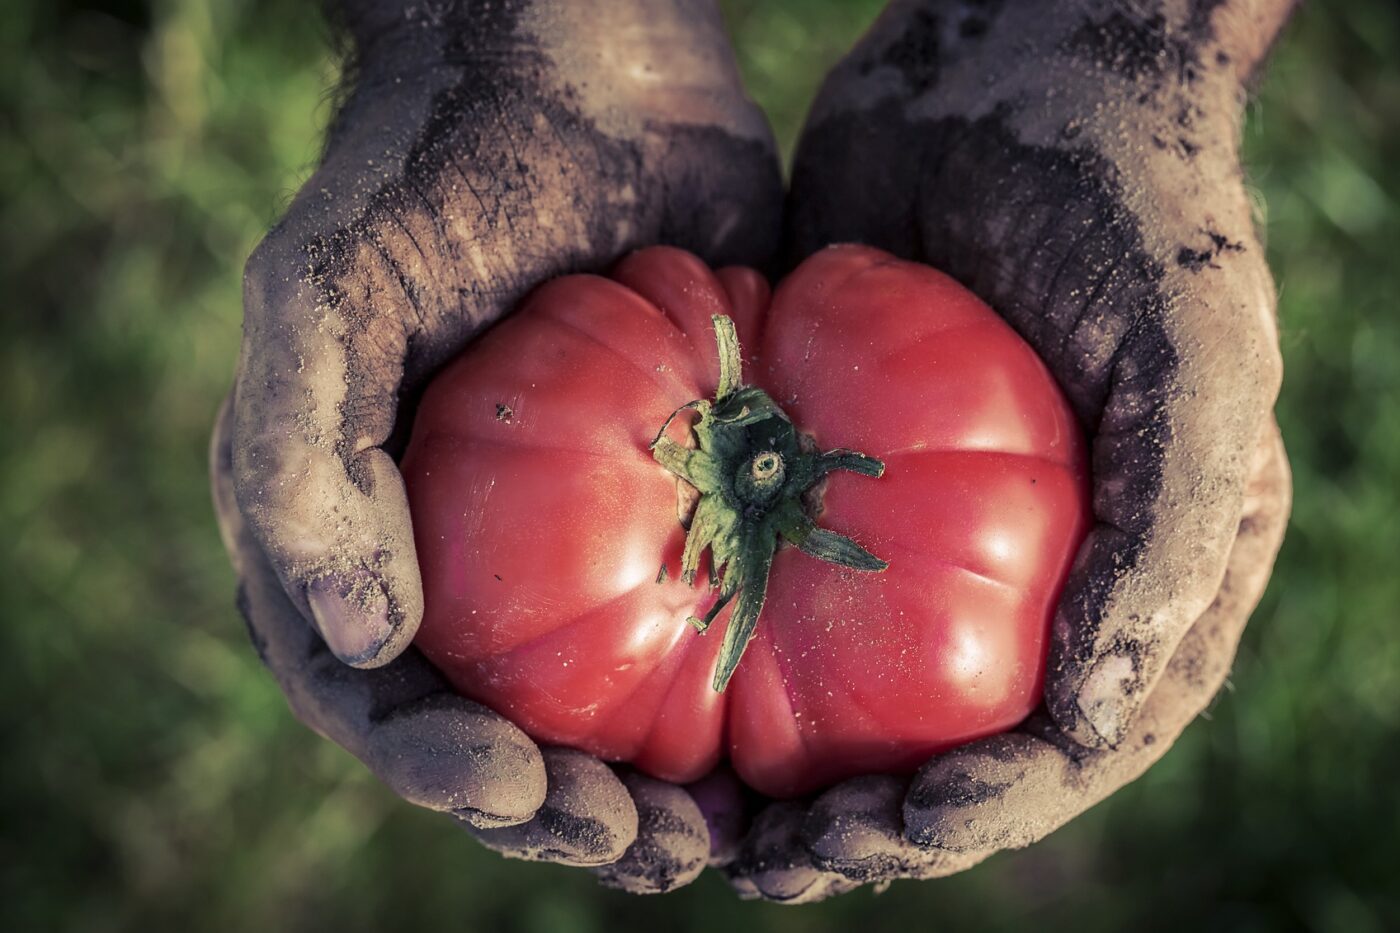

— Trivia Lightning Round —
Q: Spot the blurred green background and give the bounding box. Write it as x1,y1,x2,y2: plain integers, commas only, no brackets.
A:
3,1,1398,930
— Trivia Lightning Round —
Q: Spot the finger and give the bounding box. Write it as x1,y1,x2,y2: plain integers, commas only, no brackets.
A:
215,401,546,826
593,771,708,893
685,765,753,866
234,215,423,669
236,556,548,827
210,394,248,577
901,724,1078,853
468,748,638,867
786,2,1289,747
725,802,858,904
723,777,988,903
802,775,988,882
905,423,1291,851
1043,218,1280,747
366,694,547,830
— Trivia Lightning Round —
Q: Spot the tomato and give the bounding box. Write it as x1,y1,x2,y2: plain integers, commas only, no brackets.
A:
402,245,1090,798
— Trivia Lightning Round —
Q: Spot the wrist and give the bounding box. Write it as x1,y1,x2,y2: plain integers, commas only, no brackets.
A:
1210,0,1300,89
322,0,757,139
872,0,1296,90
326,0,730,71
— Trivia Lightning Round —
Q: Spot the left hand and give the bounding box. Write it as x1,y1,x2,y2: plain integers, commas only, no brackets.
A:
215,0,782,894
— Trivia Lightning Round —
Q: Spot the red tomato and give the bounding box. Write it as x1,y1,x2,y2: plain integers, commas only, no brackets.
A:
403,245,1089,798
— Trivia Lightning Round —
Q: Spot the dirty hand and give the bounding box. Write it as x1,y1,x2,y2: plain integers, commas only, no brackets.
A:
722,0,1296,901
215,0,779,890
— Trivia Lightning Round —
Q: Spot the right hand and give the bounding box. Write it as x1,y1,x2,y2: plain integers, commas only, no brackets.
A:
783,0,1293,752
721,0,1295,900
215,0,780,891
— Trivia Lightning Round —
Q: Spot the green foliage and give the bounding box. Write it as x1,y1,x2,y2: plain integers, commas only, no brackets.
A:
2,1,1397,930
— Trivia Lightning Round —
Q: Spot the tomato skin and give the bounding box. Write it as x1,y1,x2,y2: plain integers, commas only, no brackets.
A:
403,245,1090,798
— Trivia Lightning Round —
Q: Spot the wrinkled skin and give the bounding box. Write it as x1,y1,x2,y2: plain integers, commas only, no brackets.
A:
214,0,1294,900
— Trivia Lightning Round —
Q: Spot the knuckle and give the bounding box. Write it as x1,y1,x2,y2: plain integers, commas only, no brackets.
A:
242,222,319,333
241,228,281,311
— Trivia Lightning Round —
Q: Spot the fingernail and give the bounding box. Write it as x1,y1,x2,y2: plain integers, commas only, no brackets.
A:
1081,700,1127,749
803,775,904,861
306,574,394,666
452,806,529,831
1076,652,1137,747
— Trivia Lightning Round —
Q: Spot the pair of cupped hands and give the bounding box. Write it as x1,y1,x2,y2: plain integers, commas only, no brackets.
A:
211,0,1294,901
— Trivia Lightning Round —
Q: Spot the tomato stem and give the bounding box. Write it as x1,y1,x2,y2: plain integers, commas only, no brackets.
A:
651,315,888,692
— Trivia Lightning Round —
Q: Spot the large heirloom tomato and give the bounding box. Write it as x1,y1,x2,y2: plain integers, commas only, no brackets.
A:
402,245,1090,798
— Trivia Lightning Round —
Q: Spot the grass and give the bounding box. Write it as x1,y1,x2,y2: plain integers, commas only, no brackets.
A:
2,1,1397,930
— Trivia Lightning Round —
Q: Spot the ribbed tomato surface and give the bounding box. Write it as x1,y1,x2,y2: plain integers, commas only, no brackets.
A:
402,245,1089,797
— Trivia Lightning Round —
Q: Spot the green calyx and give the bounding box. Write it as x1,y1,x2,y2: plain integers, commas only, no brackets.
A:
650,314,889,692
